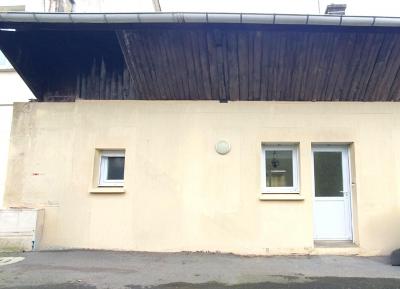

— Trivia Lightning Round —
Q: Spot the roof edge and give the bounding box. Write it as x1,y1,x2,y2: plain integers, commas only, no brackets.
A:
1,12,400,27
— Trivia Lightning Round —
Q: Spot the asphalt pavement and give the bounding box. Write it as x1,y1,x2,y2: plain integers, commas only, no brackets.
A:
0,250,399,289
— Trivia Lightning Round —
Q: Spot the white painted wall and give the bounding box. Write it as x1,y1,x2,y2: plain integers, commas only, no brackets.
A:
0,0,45,12
0,69,34,208
0,0,156,13
0,71,34,104
73,0,155,12
0,106,13,208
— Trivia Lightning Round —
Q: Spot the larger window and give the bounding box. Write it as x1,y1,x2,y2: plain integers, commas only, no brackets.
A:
99,150,125,187
261,144,299,193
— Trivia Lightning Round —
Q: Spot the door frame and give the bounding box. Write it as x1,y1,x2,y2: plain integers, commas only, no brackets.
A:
311,144,353,241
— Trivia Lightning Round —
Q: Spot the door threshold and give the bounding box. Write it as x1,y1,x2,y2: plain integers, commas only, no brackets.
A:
314,240,356,248
312,241,359,255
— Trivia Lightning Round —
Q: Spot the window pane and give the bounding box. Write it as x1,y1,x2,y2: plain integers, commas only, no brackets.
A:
314,152,343,197
266,150,293,187
107,157,125,180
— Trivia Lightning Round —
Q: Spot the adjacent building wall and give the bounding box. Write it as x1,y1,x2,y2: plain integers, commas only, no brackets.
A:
0,0,43,209
0,0,44,12
4,100,400,255
0,71,33,208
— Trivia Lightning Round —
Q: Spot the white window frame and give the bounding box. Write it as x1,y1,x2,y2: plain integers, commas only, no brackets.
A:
261,144,299,194
99,150,125,187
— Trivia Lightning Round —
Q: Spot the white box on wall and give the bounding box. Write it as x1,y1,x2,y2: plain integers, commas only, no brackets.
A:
0,208,44,251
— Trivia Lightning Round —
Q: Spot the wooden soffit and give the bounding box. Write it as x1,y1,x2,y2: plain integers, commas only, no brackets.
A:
118,26,400,101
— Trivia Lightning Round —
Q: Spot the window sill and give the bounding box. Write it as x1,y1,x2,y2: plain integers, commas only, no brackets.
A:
259,194,304,201
89,187,125,194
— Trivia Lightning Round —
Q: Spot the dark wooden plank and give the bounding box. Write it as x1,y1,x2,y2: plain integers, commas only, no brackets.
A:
162,30,184,99
80,74,86,99
280,32,293,100
125,65,137,99
92,58,100,99
130,31,158,99
274,32,286,100
288,31,306,100
116,69,123,99
322,33,348,101
168,29,190,99
139,31,164,99
252,31,263,101
247,31,255,100
365,33,397,101
221,29,231,102
120,31,151,98
182,31,200,100
188,30,206,99
226,30,240,101
280,32,294,100
100,58,107,100
289,31,307,100
375,35,400,100
237,30,249,100
148,32,172,99
298,32,320,100
389,67,400,100
387,35,400,100
207,29,220,100
117,31,148,98
161,31,180,99
345,33,375,100
353,33,385,100
214,29,228,102
331,33,357,101
262,31,278,100
307,32,329,101
196,30,213,100
108,66,115,100
122,65,134,99
160,31,179,99
335,32,366,101
176,30,196,99
260,31,269,100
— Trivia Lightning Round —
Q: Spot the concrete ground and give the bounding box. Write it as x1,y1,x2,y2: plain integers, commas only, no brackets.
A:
0,250,399,289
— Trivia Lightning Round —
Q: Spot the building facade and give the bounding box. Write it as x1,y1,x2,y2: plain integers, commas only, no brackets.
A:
1,12,400,255
6,100,400,255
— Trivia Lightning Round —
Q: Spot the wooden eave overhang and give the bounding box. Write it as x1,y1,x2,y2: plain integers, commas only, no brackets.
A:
2,12,400,102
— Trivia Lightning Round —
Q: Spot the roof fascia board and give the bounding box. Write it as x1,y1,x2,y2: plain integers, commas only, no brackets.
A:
1,12,400,28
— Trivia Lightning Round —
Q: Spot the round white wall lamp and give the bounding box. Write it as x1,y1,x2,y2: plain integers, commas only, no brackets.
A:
215,140,231,155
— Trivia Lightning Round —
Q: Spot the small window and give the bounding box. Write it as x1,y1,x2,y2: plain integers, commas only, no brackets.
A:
99,151,125,187
262,144,299,193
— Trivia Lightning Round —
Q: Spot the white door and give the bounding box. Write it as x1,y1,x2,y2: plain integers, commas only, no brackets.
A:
312,146,352,240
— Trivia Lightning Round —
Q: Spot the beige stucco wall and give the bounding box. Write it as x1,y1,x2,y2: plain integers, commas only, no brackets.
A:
4,100,400,255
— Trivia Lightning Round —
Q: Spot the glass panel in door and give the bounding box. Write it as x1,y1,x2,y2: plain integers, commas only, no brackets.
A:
313,151,343,197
